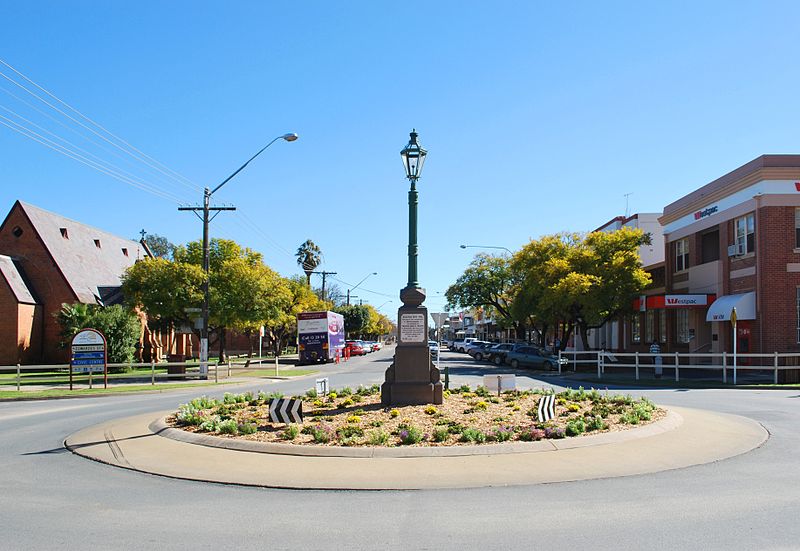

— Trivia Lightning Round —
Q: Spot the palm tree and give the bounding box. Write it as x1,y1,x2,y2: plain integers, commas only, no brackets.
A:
296,239,322,286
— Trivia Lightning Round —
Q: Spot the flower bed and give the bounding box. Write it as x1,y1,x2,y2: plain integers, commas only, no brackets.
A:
170,384,664,447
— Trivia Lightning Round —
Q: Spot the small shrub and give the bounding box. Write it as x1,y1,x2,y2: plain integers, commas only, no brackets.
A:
474,401,489,411
338,387,353,396
311,424,335,443
456,384,471,393
266,391,285,400
433,428,449,442
398,426,423,445
238,422,257,435
474,386,491,398
565,418,586,436
460,428,486,443
282,424,301,440
389,409,400,418
585,415,606,432
443,389,451,398
447,422,465,435
512,404,521,412
424,405,438,415
176,404,204,426
492,426,514,442
312,399,325,408
352,408,366,416
328,392,338,400
305,388,318,398
435,418,450,426
519,426,545,441
340,398,354,407
370,420,384,427
346,415,362,424
506,401,517,409
337,425,364,439
567,404,580,413
367,430,389,445
351,395,363,403
198,416,221,432
218,419,239,435
620,411,640,425
556,397,567,406
544,426,566,439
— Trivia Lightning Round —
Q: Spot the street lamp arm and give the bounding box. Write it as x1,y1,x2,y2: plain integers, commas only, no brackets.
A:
460,244,513,254
351,272,378,292
210,133,298,196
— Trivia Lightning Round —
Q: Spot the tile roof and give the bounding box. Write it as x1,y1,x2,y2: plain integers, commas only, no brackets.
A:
0,254,37,304
17,201,144,304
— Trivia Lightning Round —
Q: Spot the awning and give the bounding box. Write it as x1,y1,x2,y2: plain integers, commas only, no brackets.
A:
706,292,756,322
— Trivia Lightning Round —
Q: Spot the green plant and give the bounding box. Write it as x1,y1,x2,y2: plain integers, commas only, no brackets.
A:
565,418,586,436
312,399,324,408
398,426,423,445
352,408,366,416
620,411,640,425
567,404,580,412
337,425,364,439
433,428,449,442
474,386,491,398
585,415,606,432
218,418,239,435
338,386,353,396
367,429,389,445
198,416,221,432
370,420,384,427
519,426,545,441
474,401,489,411
328,392,338,400
346,415,362,424
447,422,465,434
456,384,471,393
176,404,204,426
340,398,355,407
238,422,257,435
424,405,438,415
305,388,318,398
389,409,400,418
282,424,301,440
311,424,334,443
460,428,486,443
492,426,514,442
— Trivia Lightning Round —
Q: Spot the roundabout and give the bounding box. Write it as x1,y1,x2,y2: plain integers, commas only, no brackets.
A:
65,405,767,490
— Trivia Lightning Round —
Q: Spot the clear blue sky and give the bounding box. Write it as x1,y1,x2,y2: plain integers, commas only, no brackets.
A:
2,1,800,319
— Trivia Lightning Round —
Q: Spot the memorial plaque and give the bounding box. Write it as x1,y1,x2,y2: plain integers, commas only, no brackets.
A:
400,313,426,343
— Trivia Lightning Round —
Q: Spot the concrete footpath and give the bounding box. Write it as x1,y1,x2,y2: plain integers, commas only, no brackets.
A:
65,407,768,490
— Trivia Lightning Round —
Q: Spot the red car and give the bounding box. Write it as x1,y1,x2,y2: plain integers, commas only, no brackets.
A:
345,341,368,356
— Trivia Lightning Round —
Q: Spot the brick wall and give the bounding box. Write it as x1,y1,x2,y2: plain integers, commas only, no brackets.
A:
0,277,20,364
0,206,76,363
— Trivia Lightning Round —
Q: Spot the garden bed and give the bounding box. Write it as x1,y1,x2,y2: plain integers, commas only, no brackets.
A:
169,384,665,447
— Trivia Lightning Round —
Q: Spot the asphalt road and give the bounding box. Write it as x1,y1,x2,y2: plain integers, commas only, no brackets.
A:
2,346,799,550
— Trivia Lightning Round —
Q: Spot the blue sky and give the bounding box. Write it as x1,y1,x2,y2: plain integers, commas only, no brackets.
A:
2,1,800,319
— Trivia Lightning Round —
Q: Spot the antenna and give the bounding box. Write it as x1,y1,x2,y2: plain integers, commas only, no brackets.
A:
624,193,633,218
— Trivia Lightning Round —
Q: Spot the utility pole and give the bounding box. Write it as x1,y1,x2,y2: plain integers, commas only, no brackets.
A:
311,270,337,301
179,192,235,377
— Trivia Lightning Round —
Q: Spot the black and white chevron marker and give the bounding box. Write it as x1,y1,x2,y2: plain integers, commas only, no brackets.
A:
537,394,555,423
268,398,303,424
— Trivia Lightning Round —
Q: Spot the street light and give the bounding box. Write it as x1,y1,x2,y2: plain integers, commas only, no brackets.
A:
179,132,298,377
381,129,442,406
377,300,393,310
460,244,513,254
347,272,377,305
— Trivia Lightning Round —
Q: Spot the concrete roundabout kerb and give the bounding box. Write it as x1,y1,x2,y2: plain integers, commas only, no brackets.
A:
64,406,768,490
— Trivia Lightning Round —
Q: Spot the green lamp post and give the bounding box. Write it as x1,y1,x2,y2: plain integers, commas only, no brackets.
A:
381,130,443,405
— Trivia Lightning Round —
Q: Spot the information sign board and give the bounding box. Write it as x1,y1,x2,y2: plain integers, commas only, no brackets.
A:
70,328,107,390
400,313,426,343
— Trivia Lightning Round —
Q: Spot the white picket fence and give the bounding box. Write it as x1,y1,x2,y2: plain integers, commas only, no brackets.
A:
557,350,800,385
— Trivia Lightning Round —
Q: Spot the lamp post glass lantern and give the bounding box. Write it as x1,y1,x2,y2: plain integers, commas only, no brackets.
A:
381,129,442,406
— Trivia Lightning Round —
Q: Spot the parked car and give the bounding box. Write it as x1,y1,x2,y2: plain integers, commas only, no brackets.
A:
469,342,496,361
452,338,478,353
504,346,567,370
428,340,440,360
486,343,527,365
464,340,490,356
345,341,368,356
372,341,383,351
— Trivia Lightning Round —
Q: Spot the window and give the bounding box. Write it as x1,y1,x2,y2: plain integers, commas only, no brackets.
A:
60,227,69,239
659,309,667,343
94,239,101,248
676,310,690,344
645,310,655,343
701,229,720,263
11,226,23,237
122,248,129,257
796,287,800,343
675,238,689,272
734,213,755,254
631,314,641,343
795,209,800,248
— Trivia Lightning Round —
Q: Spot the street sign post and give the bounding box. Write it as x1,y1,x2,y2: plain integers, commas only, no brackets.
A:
731,307,738,385
70,329,107,390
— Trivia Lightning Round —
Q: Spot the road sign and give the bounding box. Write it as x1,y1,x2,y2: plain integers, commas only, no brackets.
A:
315,378,329,396
537,394,555,423
268,398,303,424
70,328,107,390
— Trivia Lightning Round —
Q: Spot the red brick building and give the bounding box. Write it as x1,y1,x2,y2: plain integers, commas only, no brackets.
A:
0,201,148,364
655,155,800,356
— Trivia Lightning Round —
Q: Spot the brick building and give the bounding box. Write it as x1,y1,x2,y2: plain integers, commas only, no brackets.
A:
654,155,800,356
0,200,149,364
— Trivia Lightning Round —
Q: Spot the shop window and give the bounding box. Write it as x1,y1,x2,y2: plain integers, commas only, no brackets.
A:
701,229,720,264
645,310,655,343
734,213,755,254
796,287,800,343
631,314,641,343
659,310,667,343
676,310,690,344
675,239,689,272
795,209,800,248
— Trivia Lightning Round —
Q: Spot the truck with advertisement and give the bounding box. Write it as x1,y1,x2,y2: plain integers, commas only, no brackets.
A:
297,311,345,365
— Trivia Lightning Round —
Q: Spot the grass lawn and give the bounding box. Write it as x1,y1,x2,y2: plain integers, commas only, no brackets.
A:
0,381,235,400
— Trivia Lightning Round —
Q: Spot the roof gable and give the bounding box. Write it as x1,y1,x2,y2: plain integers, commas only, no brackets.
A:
0,255,37,304
16,202,144,303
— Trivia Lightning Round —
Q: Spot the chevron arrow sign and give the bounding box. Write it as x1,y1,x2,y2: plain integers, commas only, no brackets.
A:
268,398,303,424
537,394,555,423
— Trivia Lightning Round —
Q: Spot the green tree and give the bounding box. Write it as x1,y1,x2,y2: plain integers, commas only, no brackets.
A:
295,239,322,286
55,303,141,366
445,253,526,339
141,233,175,259
264,276,327,357
334,304,371,338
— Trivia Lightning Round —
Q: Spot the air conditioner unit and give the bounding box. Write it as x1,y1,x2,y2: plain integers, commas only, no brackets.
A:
727,244,744,257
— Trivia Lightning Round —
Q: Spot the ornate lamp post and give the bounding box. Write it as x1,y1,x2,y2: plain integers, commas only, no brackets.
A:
381,130,443,405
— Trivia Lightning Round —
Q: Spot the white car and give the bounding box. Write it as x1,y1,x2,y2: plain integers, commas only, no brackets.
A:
428,340,440,359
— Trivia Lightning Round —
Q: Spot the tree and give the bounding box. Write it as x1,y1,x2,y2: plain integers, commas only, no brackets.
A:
295,239,322,286
55,303,141,366
445,254,526,339
264,276,327,358
334,304,370,338
141,233,176,259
